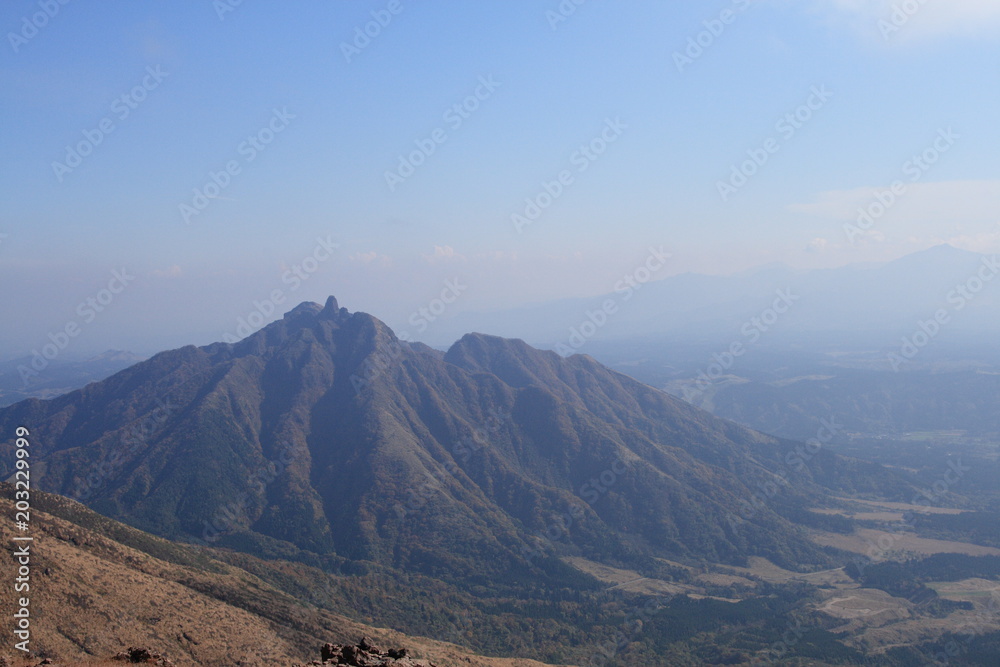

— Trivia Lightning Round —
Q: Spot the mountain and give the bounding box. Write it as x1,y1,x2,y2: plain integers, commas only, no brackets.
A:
0,485,558,667
424,245,1000,348
0,297,913,583
0,297,944,664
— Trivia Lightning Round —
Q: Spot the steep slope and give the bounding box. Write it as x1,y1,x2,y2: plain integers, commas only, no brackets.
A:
0,298,909,584
0,485,561,667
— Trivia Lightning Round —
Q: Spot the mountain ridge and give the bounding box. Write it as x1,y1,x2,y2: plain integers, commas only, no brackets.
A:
0,298,916,579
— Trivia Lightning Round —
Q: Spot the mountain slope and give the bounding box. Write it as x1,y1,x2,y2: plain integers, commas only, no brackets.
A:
0,485,559,667
0,298,911,584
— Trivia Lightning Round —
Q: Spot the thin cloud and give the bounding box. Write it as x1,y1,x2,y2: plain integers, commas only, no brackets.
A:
151,265,183,278
350,251,393,267
789,180,1000,225
796,0,1000,42
422,245,466,264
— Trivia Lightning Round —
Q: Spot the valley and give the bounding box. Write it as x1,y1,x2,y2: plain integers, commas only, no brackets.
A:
1,298,997,665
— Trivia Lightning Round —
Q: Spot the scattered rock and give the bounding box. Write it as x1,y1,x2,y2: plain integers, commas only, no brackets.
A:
112,646,174,665
358,637,381,655
305,638,438,666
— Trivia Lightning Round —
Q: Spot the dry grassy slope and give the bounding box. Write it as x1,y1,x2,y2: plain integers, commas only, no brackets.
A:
0,487,569,667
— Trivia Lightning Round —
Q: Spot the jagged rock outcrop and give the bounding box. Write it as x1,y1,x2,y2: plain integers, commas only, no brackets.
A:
300,637,438,666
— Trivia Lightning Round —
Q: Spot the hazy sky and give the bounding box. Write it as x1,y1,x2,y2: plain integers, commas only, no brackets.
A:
2,0,1000,357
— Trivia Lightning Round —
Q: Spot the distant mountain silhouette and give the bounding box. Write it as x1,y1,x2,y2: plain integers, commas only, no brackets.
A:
428,245,1000,347
0,349,145,407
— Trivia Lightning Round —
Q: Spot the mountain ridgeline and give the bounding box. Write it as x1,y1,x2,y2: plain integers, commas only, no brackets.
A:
0,297,911,585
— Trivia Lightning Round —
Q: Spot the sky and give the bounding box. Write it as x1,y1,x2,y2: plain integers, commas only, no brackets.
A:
2,0,1000,358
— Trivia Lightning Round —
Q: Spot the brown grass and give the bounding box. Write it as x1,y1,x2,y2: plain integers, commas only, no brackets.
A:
0,496,569,667
831,497,967,515
811,528,1000,558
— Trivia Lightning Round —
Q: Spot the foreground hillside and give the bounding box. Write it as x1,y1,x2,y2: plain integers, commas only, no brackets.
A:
3,485,999,665
0,485,565,667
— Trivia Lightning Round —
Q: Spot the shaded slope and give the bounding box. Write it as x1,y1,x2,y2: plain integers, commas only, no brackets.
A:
0,298,914,581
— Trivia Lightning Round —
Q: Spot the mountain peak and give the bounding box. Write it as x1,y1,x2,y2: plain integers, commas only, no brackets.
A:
445,332,556,369
283,301,323,320
321,295,340,317
881,243,984,273
911,243,979,259
282,296,349,323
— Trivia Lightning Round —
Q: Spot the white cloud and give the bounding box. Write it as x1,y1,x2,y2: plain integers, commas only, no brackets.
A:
801,0,1000,41
350,251,392,267
422,245,466,264
804,237,830,253
790,180,1000,258
151,264,182,278
790,180,1000,227
472,250,520,262
937,229,1000,254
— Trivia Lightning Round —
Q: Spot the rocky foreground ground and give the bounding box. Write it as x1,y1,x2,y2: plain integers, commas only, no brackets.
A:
1,638,441,667
297,637,439,666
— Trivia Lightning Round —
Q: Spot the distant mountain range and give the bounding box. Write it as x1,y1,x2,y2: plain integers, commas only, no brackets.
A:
427,245,1000,349
0,349,145,407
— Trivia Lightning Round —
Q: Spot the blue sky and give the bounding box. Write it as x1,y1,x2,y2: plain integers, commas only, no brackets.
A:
2,0,999,357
